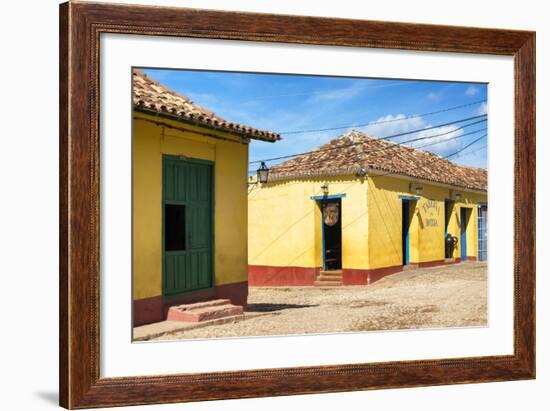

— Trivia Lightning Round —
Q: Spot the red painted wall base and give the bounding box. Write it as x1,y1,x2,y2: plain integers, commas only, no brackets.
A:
133,281,248,327
342,266,403,285
251,257,479,288
248,265,320,286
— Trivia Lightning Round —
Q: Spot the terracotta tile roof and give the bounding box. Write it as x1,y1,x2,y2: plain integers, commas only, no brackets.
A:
132,69,280,143
270,130,487,191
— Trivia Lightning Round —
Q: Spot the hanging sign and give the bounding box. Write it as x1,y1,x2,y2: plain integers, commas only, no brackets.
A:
324,203,339,226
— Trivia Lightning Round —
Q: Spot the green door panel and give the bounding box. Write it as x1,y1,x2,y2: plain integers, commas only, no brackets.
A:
163,157,213,297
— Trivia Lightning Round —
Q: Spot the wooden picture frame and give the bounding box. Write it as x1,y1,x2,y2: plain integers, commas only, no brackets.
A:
59,1,535,408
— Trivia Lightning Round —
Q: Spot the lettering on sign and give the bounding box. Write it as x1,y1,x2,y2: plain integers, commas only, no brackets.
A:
421,200,440,227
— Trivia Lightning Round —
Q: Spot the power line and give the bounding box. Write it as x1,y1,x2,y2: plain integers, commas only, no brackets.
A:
371,134,487,179
265,126,486,173
279,99,486,135
450,134,487,155
249,114,486,165
413,128,486,150
248,127,486,174
451,144,488,160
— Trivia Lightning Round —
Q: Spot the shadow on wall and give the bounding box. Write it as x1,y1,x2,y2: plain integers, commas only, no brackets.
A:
368,177,406,261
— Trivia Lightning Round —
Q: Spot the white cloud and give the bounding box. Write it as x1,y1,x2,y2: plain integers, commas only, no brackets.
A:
426,84,455,102
465,86,480,96
412,125,463,152
477,102,488,115
363,114,425,138
362,114,463,153
306,82,367,104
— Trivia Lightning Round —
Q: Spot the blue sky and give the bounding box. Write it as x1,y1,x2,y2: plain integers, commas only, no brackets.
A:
141,68,488,171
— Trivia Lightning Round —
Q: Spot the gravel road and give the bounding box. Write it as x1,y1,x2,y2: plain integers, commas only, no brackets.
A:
155,261,487,340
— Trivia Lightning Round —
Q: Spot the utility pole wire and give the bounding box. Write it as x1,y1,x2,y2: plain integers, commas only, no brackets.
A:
279,99,487,135
370,134,487,179
414,128,486,150
249,114,487,166
248,127,487,174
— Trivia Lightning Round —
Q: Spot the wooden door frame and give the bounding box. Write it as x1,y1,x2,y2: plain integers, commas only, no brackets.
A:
162,154,215,298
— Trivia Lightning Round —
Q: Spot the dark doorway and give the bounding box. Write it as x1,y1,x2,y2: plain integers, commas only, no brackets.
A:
402,200,412,265
321,199,342,270
460,207,470,261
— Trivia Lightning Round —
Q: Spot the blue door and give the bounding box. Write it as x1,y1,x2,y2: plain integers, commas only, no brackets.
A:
402,200,410,265
460,208,467,261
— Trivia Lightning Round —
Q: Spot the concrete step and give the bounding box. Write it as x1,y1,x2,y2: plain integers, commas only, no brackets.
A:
318,274,343,281
314,280,342,287
320,270,342,275
167,299,244,323
317,269,343,283
402,264,419,271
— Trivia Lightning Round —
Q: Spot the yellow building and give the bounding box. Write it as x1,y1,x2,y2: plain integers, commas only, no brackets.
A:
132,70,279,326
248,130,487,286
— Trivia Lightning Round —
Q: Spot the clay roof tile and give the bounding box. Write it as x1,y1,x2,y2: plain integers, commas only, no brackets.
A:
132,69,280,143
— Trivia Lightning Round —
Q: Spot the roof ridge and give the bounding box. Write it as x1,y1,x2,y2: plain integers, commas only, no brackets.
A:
270,128,487,191
335,129,485,168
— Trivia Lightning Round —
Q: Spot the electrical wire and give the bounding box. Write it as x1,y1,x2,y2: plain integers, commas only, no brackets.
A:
370,134,487,179
248,129,487,175
279,99,486,135
250,117,487,170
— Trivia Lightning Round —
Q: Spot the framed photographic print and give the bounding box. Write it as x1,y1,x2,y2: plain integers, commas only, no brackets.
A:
59,1,535,408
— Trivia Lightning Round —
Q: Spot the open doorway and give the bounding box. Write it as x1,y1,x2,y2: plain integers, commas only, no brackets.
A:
460,207,472,261
402,199,413,265
321,199,342,270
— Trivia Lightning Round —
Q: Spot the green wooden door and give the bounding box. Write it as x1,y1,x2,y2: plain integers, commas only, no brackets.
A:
163,156,213,297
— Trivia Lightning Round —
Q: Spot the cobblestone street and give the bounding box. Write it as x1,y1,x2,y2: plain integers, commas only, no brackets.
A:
152,261,487,341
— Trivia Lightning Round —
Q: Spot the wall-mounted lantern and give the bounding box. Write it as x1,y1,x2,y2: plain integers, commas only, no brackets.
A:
321,183,329,196
256,161,269,184
454,191,462,201
409,182,423,196
356,167,367,177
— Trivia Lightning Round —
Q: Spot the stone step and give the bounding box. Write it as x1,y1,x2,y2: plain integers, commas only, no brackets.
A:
314,280,342,287
320,270,342,275
402,264,419,271
318,274,343,281
167,299,244,323
171,299,231,311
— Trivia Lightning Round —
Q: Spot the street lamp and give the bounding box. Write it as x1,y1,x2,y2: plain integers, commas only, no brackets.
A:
257,161,269,184
409,182,423,196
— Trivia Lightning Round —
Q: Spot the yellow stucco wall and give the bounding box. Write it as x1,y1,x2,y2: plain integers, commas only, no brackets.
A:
248,173,487,271
133,112,249,300
248,176,368,270
367,174,486,268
